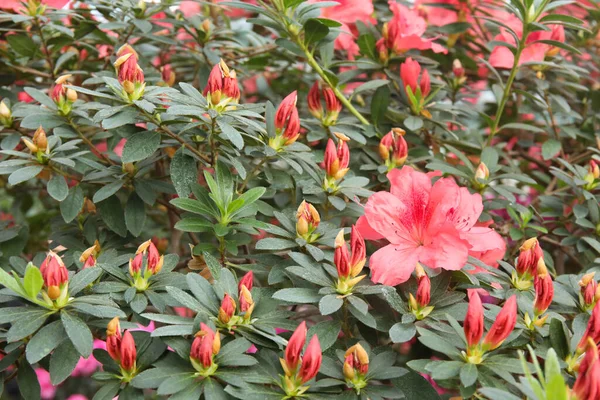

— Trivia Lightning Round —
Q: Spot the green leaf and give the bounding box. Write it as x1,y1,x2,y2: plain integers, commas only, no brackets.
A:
460,363,478,387
7,310,49,342
357,33,376,59
7,34,38,58
174,218,212,232
26,320,66,364
272,288,321,303
97,196,127,237
218,120,244,150
202,251,222,280
389,322,417,343
157,373,197,395
371,85,390,127
93,180,124,203
8,165,43,186
404,116,423,131
23,263,43,299
60,185,84,223
255,238,297,250
319,294,343,315
549,318,569,359
542,139,561,160
203,378,228,400
121,131,161,163
47,174,69,201
303,18,329,46
61,311,93,357
171,148,198,198
307,320,341,352
50,339,81,385
17,361,41,400
393,371,441,400
125,193,146,237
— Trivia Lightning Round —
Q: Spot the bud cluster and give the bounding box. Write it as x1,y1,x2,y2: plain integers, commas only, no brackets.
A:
114,44,146,101
334,226,366,294
296,200,320,243
129,240,165,290
217,271,255,329
190,323,221,375
40,251,69,307
379,128,408,170
580,272,600,311
22,126,49,157
280,322,322,397
408,263,433,320
106,318,137,380
269,91,300,151
51,74,78,115
80,240,101,269
462,294,517,364
512,237,544,290
307,82,341,127
524,259,554,329
203,59,240,110
343,343,369,393
399,58,431,116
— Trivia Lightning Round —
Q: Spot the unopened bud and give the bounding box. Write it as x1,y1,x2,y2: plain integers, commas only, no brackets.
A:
475,162,489,181
66,88,78,102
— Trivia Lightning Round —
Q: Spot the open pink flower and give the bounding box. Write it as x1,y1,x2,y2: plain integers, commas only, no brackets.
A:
357,166,505,285
1,0,69,11
378,1,447,56
489,23,565,69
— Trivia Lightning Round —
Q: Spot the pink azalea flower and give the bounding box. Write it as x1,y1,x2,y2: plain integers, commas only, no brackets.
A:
357,166,505,286
67,395,88,400
379,1,447,55
489,23,565,69
35,368,56,400
1,0,69,11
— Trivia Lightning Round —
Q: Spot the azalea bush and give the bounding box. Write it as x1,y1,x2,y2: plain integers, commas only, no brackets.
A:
0,0,599,399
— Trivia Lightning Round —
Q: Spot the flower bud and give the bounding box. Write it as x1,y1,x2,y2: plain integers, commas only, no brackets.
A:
0,100,12,127
203,59,239,107
343,343,369,381
400,57,431,99
475,162,489,181
379,128,408,168
80,240,100,268
334,230,350,279
585,160,600,190
581,272,598,307
307,82,323,120
191,323,219,369
415,263,430,308
307,82,341,125
579,301,600,352
272,91,300,147
239,285,254,320
349,226,366,277
296,201,320,238
572,338,600,400
464,292,484,349
106,317,122,361
284,321,307,373
324,133,350,181
533,259,553,316
453,59,465,78
129,252,144,277
40,251,68,300
33,126,48,152
120,331,136,372
298,336,322,384
516,237,543,278
238,271,254,292
146,241,164,274
482,296,517,351
160,65,176,87
218,293,236,324
114,44,145,100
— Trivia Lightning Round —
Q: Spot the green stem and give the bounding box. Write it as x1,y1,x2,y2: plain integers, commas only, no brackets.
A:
486,25,528,146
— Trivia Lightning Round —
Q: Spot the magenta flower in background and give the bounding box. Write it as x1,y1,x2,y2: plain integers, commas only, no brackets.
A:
35,368,56,400
357,166,506,285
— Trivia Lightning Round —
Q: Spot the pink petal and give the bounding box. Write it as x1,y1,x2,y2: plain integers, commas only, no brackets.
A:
363,191,408,245
370,244,422,285
420,226,470,271
355,215,384,241
462,227,506,267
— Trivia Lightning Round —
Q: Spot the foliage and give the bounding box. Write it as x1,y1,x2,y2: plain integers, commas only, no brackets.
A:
0,0,599,399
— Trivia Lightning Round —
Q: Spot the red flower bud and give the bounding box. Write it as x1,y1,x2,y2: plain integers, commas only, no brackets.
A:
590,160,600,180
284,321,307,372
120,331,136,371
400,57,430,98
238,270,254,292
573,339,600,400
343,343,369,380
114,46,144,85
222,69,240,101
349,225,366,277
275,91,300,145
323,87,341,115
161,65,176,87
452,59,465,78
307,82,323,119
80,241,100,269
296,201,320,237
307,82,341,124
324,133,350,180
415,265,430,308
298,335,322,384
581,273,598,307
191,323,219,368
106,317,122,362
146,241,163,274
482,295,517,350
533,260,553,315
334,230,350,279
203,63,223,101
40,251,68,299
51,83,65,103
379,128,408,167
516,237,543,278
218,293,236,324
464,292,484,348
129,252,144,276
579,301,600,351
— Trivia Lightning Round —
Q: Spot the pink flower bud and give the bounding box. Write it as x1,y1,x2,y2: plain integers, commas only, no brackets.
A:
284,321,307,372
298,335,321,383
349,225,366,277
533,260,553,315
324,133,350,180
106,317,122,362
379,128,408,167
579,302,600,351
40,252,68,300
482,296,517,350
453,59,465,78
191,323,219,368
307,82,323,119
119,331,136,371
275,91,300,145
203,63,223,102
146,242,163,274
334,230,350,279
415,265,430,308
573,339,600,400
464,292,484,348
238,271,254,292
516,238,543,278
218,294,236,324
129,252,144,276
